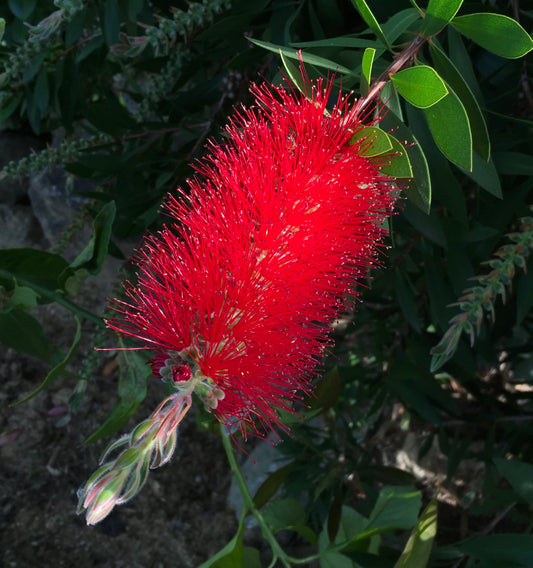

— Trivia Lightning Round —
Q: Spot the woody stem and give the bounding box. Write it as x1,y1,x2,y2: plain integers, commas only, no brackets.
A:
355,34,429,113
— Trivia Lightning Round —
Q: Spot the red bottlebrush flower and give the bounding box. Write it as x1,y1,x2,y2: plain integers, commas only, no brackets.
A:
107,70,397,437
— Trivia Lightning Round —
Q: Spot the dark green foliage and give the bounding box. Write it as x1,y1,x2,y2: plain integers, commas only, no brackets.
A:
1,0,533,566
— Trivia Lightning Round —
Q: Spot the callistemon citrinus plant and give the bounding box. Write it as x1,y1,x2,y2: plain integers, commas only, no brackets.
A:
77,66,399,524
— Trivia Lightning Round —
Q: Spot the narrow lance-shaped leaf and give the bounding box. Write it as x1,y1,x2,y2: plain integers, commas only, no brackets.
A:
382,8,421,45
361,47,376,96
85,348,149,443
452,13,533,59
391,65,448,109
249,38,356,76
394,498,438,568
279,50,307,98
349,0,391,50
11,316,82,406
197,508,246,568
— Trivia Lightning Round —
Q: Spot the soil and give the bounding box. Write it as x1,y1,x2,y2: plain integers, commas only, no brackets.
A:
0,132,239,568
0,332,238,568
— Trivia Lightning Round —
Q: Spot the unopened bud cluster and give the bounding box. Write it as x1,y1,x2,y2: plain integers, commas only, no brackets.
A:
77,358,225,524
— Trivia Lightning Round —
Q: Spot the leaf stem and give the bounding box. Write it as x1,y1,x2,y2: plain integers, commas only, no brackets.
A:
220,427,292,568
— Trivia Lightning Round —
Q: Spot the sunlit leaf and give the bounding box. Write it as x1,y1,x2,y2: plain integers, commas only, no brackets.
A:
350,126,393,157
423,0,463,36
378,110,432,212
349,0,390,49
249,38,356,76
395,498,438,568
361,47,376,96
452,13,533,59
391,65,448,108
380,136,413,179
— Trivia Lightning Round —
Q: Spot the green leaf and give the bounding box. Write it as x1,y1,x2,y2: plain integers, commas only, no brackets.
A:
350,126,393,157
378,110,432,213
382,8,420,45
394,498,438,568
0,284,39,312
494,458,533,507
241,548,261,568
452,13,533,59
249,38,357,76
329,505,367,543
84,93,136,136
263,498,306,530
0,248,101,325
279,50,307,97
423,80,472,171
517,258,533,325
8,0,36,20
359,486,422,537
0,248,69,295
34,70,50,114
403,201,447,248
380,136,413,179
69,201,116,275
11,316,82,406
395,272,421,332
22,53,46,84
423,0,463,36
291,37,380,49
0,97,19,123
349,0,391,50
463,153,502,198
102,0,120,46
307,366,342,411
66,9,86,47
198,511,245,568
380,81,403,117
361,47,376,96
459,534,533,565
0,19,5,42
0,309,52,363
391,65,448,109
493,152,533,176
430,40,490,160
337,488,423,548
253,462,294,509
319,551,353,568
85,349,149,443
127,0,144,21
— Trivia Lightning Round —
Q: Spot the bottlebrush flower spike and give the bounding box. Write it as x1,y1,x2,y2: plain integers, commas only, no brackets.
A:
109,73,397,432
78,64,399,524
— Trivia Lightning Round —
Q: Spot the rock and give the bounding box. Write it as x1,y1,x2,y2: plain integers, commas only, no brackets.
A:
27,168,85,247
0,204,38,249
